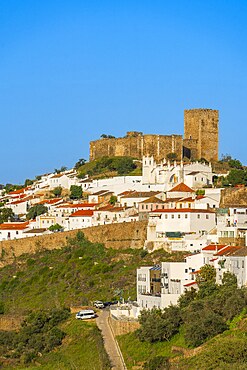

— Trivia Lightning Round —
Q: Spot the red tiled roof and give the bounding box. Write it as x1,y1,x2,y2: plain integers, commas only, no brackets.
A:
169,183,194,193
70,210,94,217
0,222,29,230
215,245,242,256
183,281,198,287
202,244,226,251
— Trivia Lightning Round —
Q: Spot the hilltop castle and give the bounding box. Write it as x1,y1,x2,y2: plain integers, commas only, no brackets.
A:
90,108,219,162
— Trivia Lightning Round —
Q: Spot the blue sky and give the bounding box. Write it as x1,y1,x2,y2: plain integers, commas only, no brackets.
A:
0,0,246,184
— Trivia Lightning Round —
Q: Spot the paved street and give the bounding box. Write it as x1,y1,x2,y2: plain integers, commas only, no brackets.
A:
96,310,127,370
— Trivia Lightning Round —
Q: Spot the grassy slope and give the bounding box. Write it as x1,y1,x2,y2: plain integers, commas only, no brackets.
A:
118,327,187,369
118,321,247,370
0,233,185,314
4,319,111,370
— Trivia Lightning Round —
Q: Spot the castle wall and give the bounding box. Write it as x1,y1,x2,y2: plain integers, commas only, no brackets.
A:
89,108,219,163
90,134,183,162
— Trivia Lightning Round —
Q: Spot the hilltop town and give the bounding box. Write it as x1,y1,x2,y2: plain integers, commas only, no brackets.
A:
0,108,247,368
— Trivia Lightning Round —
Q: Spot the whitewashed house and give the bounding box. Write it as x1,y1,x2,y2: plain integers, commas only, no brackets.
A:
0,222,30,241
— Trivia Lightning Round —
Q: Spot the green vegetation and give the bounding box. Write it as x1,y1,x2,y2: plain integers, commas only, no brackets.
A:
0,308,70,366
0,208,15,224
52,186,62,197
0,315,110,369
69,185,83,199
118,269,247,368
26,204,48,220
48,223,63,232
74,158,86,170
77,156,137,178
0,232,185,314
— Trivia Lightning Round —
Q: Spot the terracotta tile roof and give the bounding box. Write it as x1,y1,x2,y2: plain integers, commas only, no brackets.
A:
202,244,226,251
0,221,29,230
215,245,242,256
91,190,111,195
184,281,198,287
50,173,63,178
70,210,94,217
151,208,214,214
225,246,247,257
140,196,165,204
24,228,47,234
118,190,136,196
169,183,195,193
8,186,32,195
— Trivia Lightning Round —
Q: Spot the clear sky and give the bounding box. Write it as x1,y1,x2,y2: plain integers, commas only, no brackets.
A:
0,0,247,184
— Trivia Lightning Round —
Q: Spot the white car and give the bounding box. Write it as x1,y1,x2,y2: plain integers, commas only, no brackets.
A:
75,310,96,320
93,300,104,309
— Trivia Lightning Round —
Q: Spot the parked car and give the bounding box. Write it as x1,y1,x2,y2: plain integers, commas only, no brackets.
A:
93,300,105,309
75,310,96,320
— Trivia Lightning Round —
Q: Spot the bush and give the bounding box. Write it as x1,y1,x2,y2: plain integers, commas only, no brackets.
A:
144,356,170,369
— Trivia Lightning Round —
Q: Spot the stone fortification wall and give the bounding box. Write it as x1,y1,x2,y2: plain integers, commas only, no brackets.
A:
184,108,219,161
109,316,140,336
0,221,147,267
90,108,219,162
219,187,247,208
90,133,183,162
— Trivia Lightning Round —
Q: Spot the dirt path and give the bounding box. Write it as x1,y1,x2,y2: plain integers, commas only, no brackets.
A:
96,310,127,370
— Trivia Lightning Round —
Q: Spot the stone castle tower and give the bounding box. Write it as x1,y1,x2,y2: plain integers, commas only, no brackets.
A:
89,108,219,162
183,109,219,161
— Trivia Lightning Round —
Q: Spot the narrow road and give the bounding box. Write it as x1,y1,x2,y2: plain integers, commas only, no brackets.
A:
96,310,127,370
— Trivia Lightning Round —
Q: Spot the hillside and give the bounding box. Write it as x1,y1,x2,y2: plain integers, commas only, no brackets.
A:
77,156,141,178
0,232,186,315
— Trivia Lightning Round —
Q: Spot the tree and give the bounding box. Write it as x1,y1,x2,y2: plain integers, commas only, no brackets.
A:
70,185,82,199
226,169,247,186
74,158,86,169
137,306,182,343
0,208,15,224
178,288,197,309
196,265,216,284
26,205,48,220
228,159,243,169
184,308,227,347
53,187,62,197
24,179,34,187
48,224,63,232
54,166,67,174
109,195,117,205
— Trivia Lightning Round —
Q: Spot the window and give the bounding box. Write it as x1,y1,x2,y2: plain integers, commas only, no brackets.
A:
142,205,144,210
185,269,188,273
197,214,200,219
172,215,174,219
165,214,168,219
185,214,188,219
178,214,181,219
206,215,209,219
242,260,244,268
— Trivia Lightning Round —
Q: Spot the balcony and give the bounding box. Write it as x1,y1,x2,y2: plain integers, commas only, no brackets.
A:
151,278,161,283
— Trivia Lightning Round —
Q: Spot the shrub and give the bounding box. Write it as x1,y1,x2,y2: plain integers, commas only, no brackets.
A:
144,356,170,369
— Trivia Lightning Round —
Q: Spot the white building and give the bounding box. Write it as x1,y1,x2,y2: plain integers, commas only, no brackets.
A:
147,209,216,250
0,222,30,241
142,156,213,189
